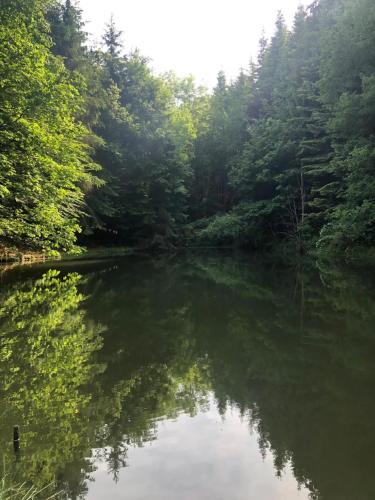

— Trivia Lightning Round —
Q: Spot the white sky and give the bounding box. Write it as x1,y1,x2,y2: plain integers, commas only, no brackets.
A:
78,0,309,88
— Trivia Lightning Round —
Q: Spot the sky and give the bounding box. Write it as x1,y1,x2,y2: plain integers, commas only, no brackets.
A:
78,0,309,88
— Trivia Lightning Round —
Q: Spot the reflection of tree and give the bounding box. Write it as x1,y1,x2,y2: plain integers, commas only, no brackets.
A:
90,360,210,483
76,255,375,499
0,270,104,498
1,257,375,499
0,265,211,498
184,256,375,500
82,259,211,483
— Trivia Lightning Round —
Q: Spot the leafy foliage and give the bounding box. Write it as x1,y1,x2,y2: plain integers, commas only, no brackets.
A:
1,0,375,255
191,0,375,255
0,0,98,254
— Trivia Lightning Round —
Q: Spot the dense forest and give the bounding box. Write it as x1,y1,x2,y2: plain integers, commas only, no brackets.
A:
1,0,375,257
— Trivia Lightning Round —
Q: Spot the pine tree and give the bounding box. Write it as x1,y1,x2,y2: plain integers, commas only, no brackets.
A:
47,0,87,70
103,14,123,57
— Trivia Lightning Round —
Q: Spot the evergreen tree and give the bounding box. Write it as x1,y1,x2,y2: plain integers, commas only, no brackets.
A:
103,14,123,57
2,0,375,256
46,0,87,70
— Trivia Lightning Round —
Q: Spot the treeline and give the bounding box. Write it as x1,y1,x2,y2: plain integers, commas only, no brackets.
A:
1,0,375,255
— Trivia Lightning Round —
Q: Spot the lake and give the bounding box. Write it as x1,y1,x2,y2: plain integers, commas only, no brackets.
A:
0,254,374,499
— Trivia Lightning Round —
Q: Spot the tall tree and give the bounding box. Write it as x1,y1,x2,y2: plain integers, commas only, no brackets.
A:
0,0,98,254
103,14,123,57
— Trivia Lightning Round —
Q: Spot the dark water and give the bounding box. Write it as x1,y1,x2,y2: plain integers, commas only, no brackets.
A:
0,254,375,500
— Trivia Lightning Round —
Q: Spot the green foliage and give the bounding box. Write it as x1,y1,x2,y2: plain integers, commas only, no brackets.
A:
189,70,253,220
1,0,375,255
192,0,375,255
81,26,199,247
0,0,99,254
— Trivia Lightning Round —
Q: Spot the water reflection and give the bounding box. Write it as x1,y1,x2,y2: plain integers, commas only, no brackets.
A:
0,270,104,498
0,255,374,499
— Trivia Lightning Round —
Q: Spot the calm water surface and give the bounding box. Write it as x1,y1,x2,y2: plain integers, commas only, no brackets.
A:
0,254,374,499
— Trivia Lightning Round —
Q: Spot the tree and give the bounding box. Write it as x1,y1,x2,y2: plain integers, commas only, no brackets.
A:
192,0,375,255
0,0,99,254
103,14,123,57
47,0,87,71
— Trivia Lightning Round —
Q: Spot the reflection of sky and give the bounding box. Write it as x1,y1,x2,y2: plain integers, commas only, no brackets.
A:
87,399,310,499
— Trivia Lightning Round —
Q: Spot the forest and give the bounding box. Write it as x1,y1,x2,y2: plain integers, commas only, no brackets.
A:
1,0,375,257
